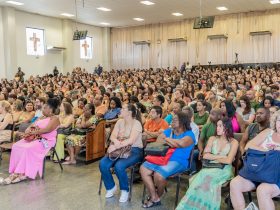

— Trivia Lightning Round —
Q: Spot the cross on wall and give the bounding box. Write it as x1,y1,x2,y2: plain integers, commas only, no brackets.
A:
30,33,40,52
82,40,89,57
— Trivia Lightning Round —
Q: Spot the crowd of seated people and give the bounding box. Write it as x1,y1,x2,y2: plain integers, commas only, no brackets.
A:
0,65,278,209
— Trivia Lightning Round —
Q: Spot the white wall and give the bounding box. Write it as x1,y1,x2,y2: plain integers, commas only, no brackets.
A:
0,7,109,79
15,10,64,77
0,7,6,78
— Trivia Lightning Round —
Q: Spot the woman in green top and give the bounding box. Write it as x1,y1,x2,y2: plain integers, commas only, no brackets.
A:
194,100,209,130
176,118,239,210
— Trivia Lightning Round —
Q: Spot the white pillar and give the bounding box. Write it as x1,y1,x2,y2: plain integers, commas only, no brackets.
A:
62,19,74,73
102,27,111,71
2,7,17,80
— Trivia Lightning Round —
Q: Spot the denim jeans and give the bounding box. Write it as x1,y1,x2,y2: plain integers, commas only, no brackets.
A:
191,149,199,172
99,147,143,192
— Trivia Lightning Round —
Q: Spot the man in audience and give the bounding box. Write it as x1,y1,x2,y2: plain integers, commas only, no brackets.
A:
198,108,222,158
142,106,169,146
239,107,270,155
246,90,259,111
32,97,46,122
93,94,107,118
164,100,185,125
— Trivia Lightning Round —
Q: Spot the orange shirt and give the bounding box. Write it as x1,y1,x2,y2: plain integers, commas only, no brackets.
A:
144,118,169,132
95,104,108,116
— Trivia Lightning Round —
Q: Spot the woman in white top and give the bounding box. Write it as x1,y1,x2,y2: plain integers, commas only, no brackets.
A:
230,110,280,210
99,104,143,203
236,95,255,126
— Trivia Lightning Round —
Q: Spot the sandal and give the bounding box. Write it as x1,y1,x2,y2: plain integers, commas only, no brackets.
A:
11,175,27,184
62,160,76,165
142,200,161,208
65,156,70,161
2,174,18,185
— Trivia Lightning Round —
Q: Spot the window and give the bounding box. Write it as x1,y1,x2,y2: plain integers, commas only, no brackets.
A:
26,27,45,56
80,36,93,59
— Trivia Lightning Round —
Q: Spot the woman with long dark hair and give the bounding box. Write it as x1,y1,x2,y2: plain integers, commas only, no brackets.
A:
176,118,238,210
99,103,144,203
236,95,255,126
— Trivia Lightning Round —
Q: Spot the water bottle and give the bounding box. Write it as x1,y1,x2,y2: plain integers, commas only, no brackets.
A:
40,138,49,149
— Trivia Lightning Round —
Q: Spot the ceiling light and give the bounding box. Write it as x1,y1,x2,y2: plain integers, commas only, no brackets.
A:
270,0,280,4
172,13,183,17
97,7,112,11
133,18,144,21
61,13,75,17
6,1,24,5
100,22,110,26
217,6,228,11
140,1,155,5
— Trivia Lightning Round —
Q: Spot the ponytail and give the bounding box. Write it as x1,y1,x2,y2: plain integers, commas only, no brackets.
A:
127,103,143,128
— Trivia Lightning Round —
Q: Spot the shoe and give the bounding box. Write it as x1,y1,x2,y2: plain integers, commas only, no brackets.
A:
119,190,129,203
105,185,117,198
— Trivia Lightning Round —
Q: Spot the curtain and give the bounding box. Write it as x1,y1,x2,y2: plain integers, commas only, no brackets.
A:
207,38,227,65
251,34,272,63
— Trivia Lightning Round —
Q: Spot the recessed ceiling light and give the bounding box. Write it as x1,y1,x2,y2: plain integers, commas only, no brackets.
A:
97,7,112,11
61,13,75,17
270,0,280,4
100,22,110,26
217,6,228,11
6,1,24,6
172,13,183,17
140,1,155,5
133,18,144,21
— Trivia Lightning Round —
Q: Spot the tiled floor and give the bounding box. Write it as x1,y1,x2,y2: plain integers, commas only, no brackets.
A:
0,153,279,210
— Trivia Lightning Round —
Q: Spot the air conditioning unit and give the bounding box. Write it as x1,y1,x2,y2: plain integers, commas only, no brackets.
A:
47,46,66,51
133,40,151,45
207,34,228,40
249,31,272,36
168,37,187,42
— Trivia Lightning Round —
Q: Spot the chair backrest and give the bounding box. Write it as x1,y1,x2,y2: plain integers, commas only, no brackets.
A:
233,133,243,142
186,146,195,171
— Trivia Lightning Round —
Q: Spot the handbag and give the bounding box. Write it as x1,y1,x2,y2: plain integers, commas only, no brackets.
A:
57,127,72,135
107,121,134,160
145,148,175,165
144,142,170,156
239,148,280,184
145,129,175,166
24,126,41,142
71,128,93,135
202,159,225,169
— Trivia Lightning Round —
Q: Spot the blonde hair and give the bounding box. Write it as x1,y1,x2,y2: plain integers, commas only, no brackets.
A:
0,100,12,113
270,110,280,132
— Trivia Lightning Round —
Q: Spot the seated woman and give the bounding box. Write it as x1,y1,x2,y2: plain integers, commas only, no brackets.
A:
99,104,143,203
104,97,122,121
140,112,195,208
1,98,60,184
236,95,255,126
54,102,74,162
12,99,24,123
16,100,35,124
176,118,238,210
73,98,87,118
230,110,280,210
0,100,14,143
194,100,209,130
220,100,244,133
64,104,98,165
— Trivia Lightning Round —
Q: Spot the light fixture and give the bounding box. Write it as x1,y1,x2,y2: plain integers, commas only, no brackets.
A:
270,0,280,4
140,1,155,5
61,13,75,17
133,18,144,21
100,22,110,26
97,7,112,11
172,12,183,16
216,6,228,11
6,1,24,5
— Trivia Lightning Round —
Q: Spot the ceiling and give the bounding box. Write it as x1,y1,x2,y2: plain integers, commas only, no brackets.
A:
0,0,280,27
